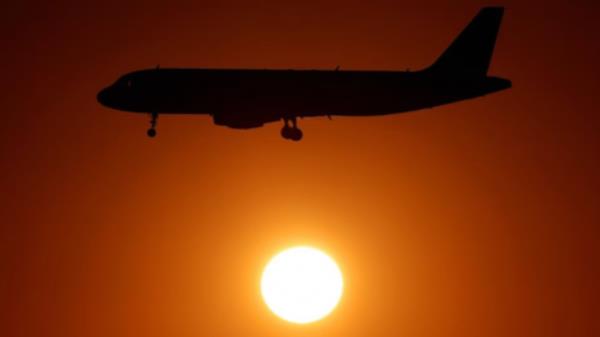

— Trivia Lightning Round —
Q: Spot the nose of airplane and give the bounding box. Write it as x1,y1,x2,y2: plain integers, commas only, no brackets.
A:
97,87,110,107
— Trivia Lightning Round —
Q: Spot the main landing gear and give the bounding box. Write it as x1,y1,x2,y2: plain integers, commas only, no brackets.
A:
281,117,303,141
147,112,158,138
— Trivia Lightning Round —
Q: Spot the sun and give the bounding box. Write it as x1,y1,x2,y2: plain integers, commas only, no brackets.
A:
260,246,344,324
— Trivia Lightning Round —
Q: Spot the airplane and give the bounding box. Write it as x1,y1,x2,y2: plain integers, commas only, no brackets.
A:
97,7,511,141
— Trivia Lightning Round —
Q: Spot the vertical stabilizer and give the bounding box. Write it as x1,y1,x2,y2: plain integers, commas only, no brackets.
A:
428,7,504,77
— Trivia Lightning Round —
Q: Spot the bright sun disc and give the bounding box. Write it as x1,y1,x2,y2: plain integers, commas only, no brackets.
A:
261,246,343,324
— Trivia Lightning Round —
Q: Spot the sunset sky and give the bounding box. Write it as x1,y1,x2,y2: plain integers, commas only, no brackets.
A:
1,1,599,337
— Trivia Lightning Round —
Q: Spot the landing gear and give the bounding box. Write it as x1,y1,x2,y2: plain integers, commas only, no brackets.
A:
147,112,158,138
281,117,303,141
281,126,303,141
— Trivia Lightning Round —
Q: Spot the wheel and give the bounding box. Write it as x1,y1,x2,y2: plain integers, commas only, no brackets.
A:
290,128,303,141
147,128,157,138
281,126,293,139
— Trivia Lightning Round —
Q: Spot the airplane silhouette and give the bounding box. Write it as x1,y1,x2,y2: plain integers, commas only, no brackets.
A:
97,7,511,141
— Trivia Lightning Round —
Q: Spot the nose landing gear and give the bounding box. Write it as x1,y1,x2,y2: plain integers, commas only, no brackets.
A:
281,117,303,141
147,112,158,138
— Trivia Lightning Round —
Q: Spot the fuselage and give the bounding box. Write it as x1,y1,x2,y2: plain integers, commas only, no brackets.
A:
97,68,511,127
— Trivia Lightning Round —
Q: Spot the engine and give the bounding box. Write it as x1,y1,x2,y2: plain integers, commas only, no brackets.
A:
212,111,280,129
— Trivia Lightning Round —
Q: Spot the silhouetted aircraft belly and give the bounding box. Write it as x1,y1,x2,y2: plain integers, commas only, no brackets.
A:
97,7,511,141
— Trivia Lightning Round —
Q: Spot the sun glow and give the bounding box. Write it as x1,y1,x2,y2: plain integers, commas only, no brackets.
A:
260,246,344,324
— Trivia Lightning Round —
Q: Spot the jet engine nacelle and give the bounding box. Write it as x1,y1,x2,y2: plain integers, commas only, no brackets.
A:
212,111,279,129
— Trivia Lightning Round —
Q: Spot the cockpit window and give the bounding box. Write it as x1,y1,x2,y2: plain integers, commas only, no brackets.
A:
114,76,133,89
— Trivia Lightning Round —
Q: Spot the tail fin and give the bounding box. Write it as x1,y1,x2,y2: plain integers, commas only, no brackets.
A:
428,7,504,77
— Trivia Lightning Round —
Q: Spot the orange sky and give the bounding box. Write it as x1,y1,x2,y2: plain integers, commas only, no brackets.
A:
1,1,599,337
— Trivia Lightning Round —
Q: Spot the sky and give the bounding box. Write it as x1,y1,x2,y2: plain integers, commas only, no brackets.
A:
1,0,599,337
